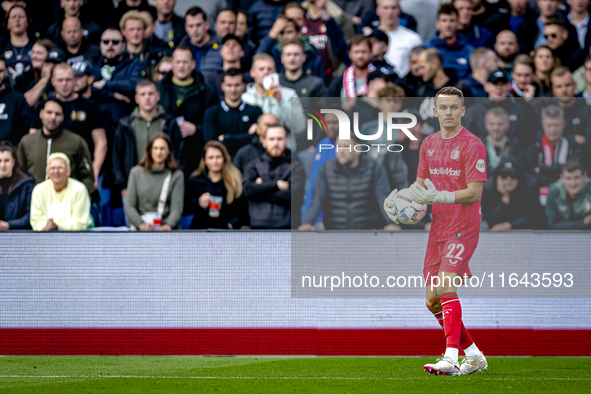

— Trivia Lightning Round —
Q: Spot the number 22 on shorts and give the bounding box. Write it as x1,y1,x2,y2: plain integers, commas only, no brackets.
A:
445,243,465,265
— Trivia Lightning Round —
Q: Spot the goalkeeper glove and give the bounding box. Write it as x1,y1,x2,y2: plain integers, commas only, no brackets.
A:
383,188,400,224
409,179,455,204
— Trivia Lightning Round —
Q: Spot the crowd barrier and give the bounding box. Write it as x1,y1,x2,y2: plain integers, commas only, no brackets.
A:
1,232,589,356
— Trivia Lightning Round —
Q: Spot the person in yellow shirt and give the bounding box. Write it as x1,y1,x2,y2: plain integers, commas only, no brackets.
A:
30,153,92,231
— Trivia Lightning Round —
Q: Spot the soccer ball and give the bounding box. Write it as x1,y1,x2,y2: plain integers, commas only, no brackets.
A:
393,188,427,225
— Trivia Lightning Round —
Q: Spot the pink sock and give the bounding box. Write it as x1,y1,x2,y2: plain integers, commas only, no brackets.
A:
440,292,462,350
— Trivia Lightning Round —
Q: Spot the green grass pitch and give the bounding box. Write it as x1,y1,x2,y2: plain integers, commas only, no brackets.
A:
0,356,589,393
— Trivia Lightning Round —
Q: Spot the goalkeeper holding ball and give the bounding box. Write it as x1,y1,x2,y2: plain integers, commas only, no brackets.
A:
384,87,488,376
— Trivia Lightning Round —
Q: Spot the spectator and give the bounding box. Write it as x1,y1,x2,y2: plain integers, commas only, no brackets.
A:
518,0,577,53
567,0,591,49
248,0,290,45
494,30,519,71
453,0,494,49
580,56,591,100
486,0,534,36
215,7,236,39
472,0,501,28
241,53,306,149
0,141,33,230
140,10,171,52
1,5,33,81
333,0,374,27
550,67,591,144
533,45,559,96
416,48,472,98
29,152,92,231
157,46,217,178
299,135,400,231
484,69,511,99
482,107,520,174
125,132,184,230
112,79,184,197
185,141,248,229
525,105,582,188
154,0,185,47
57,17,100,65
15,39,54,101
178,6,223,75
188,0,227,28
72,59,94,100
203,68,262,157
379,0,422,78
233,113,279,174
545,159,591,229
424,3,474,79
279,40,325,98
511,54,541,98
544,18,586,72
0,56,34,146
327,34,374,102
463,47,499,97
341,68,392,129
235,9,258,70
482,156,543,230
204,34,251,102
257,16,325,78
121,11,171,77
33,63,106,189
368,30,397,78
108,0,156,29
397,45,424,97
301,0,351,80
243,124,302,229
18,98,94,192
93,28,147,122
45,1,101,46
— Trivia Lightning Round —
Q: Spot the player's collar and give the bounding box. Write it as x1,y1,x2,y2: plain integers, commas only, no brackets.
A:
441,127,464,140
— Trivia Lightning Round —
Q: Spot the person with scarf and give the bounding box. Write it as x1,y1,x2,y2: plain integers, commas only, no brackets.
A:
525,105,582,206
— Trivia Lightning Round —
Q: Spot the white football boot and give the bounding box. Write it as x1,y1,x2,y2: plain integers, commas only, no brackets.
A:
460,353,488,375
423,356,461,376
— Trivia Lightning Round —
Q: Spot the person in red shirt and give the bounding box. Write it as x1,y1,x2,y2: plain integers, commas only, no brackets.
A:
384,86,488,376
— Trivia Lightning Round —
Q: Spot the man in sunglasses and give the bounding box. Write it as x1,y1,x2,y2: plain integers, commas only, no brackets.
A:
92,28,147,122
544,18,586,72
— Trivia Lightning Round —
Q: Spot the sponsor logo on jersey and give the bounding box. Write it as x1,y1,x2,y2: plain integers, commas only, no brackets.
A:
476,159,486,173
450,149,460,160
429,167,461,176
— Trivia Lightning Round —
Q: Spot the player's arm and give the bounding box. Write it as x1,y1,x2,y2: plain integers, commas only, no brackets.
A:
412,177,484,204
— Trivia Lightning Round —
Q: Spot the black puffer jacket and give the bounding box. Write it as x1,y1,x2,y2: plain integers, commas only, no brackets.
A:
1,174,34,229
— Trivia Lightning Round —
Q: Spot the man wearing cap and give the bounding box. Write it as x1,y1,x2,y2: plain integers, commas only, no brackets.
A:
464,68,534,144
368,29,396,77
17,98,94,194
424,3,474,80
73,60,95,100
30,63,106,190
279,40,325,98
29,152,92,231
204,34,253,102
0,55,34,146
58,17,101,65
154,0,185,48
481,155,543,231
544,18,586,72
378,0,422,78
545,159,591,229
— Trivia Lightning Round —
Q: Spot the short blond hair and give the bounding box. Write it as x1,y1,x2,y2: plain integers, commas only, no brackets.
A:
251,53,275,69
120,10,148,31
48,153,70,169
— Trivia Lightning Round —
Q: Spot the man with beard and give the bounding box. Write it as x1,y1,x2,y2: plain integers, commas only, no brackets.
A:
72,60,95,100
398,45,424,97
31,63,106,189
544,18,586,72
58,17,101,64
17,98,94,193
511,54,540,98
233,113,279,174
494,30,519,72
92,28,147,124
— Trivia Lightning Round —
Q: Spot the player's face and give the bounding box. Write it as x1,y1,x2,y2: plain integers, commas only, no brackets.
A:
433,95,465,131
541,116,564,143
204,147,224,173
561,169,586,196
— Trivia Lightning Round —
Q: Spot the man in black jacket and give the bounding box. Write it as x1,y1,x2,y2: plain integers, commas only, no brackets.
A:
0,57,33,146
299,136,400,231
233,113,279,174
157,46,217,177
243,124,300,229
154,0,185,48
544,18,586,72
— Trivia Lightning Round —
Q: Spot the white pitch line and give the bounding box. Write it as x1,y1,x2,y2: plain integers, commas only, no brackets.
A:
0,376,590,381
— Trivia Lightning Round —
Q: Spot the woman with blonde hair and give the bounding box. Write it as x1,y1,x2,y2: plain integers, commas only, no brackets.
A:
125,132,184,231
533,45,560,97
185,141,248,229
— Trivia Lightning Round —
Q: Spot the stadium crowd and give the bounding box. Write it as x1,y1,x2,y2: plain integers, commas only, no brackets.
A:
0,0,591,231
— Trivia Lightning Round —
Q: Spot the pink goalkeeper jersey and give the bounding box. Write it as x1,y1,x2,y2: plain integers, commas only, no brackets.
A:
417,127,488,245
